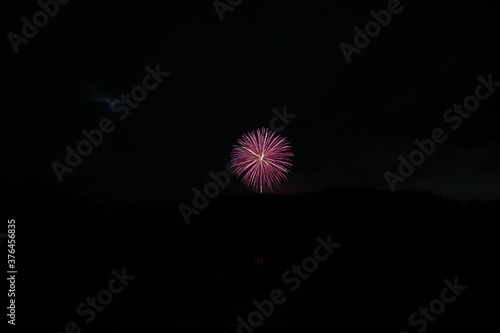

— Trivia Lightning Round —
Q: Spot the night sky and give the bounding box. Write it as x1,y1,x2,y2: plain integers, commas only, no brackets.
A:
4,0,500,204
4,1,500,332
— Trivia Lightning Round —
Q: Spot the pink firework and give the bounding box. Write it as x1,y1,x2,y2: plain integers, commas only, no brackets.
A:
230,128,294,193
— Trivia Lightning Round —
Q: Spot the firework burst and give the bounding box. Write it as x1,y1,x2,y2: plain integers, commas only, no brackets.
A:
230,128,294,193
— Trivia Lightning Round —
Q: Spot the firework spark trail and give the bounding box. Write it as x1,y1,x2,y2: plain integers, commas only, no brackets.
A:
231,128,294,193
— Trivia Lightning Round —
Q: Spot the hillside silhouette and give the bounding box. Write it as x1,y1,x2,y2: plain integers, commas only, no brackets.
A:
4,179,498,332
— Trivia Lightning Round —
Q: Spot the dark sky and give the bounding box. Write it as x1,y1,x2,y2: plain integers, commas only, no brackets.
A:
4,0,500,204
